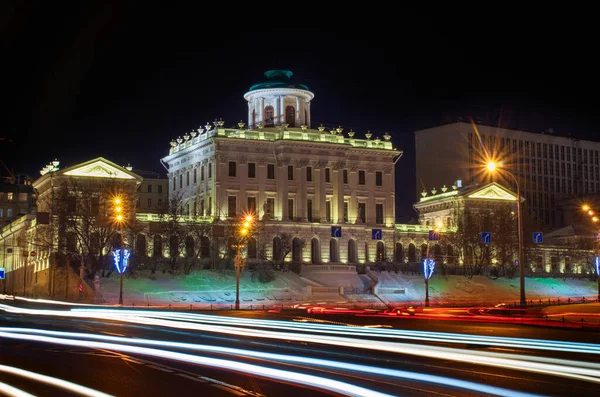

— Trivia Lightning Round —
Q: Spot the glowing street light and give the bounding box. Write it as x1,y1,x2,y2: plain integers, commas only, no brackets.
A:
234,213,255,310
581,205,600,302
113,195,127,306
486,161,526,307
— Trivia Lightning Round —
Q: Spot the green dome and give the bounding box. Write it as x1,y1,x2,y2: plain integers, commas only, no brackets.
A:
248,69,310,92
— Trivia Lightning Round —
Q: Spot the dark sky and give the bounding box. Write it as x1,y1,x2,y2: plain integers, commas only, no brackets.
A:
2,3,597,218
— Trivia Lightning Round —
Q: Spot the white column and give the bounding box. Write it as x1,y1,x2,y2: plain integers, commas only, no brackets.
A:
280,95,285,124
319,167,327,221
295,97,300,125
278,163,289,220
307,101,311,128
247,102,252,128
297,164,305,220
259,97,264,123
335,167,344,224
274,97,280,125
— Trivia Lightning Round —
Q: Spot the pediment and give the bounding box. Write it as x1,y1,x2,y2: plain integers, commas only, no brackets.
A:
467,184,517,201
63,160,135,179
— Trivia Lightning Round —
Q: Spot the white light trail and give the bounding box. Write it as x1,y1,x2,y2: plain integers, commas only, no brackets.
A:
0,328,545,397
70,307,600,356
0,382,36,397
2,305,600,386
0,364,115,397
0,332,393,397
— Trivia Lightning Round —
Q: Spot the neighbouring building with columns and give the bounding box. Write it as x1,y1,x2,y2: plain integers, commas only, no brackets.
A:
161,69,402,264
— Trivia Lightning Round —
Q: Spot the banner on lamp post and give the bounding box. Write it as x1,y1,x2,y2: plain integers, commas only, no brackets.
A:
112,248,130,274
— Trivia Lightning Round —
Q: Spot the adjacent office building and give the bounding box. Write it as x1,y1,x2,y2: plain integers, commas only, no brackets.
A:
415,121,600,230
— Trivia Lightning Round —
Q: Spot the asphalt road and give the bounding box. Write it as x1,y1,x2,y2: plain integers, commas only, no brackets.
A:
1,301,599,396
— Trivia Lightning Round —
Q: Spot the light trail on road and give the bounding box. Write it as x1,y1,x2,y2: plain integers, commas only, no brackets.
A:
1,304,600,388
0,364,116,397
0,330,395,397
0,327,545,397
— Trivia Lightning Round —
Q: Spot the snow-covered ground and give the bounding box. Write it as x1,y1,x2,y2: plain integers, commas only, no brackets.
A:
96,269,599,312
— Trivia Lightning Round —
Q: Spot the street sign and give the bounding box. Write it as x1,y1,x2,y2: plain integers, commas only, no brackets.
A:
481,232,491,244
533,232,543,244
0,268,4,280
30,251,36,257
21,251,29,257
372,229,382,240
428,230,439,241
6,248,12,254
594,232,600,243
331,226,342,238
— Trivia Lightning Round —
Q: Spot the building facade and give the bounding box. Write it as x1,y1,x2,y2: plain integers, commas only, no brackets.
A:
133,169,168,213
161,70,402,264
0,157,142,297
0,174,36,227
415,121,600,230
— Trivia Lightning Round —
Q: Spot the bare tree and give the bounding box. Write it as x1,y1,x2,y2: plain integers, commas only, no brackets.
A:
156,192,189,273
35,177,135,281
446,202,518,279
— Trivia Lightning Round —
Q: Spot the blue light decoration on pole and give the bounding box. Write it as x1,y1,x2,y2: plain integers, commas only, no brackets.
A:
423,257,435,307
113,248,130,274
112,248,130,306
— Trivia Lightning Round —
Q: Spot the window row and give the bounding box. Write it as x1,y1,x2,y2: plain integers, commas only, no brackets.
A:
475,134,600,165
172,163,213,191
0,192,29,202
227,162,384,186
138,184,164,193
225,195,385,224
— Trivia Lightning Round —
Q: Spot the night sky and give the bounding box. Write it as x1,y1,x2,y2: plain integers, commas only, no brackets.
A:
2,3,597,218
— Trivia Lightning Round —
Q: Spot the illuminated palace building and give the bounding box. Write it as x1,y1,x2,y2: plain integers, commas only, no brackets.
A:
416,121,600,230
161,70,402,264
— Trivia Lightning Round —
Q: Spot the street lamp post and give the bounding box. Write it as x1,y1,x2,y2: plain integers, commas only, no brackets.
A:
581,204,600,302
234,214,255,310
113,197,126,306
487,162,526,307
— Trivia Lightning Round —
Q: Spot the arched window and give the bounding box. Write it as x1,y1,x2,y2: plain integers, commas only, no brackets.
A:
272,236,282,262
395,242,403,263
227,237,237,259
421,244,428,259
252,109,256,129
66,232,77,253
153,235,163,257
376,241,385,262
348,239,357,264
408,243,416,262
329,239,339,262
136,234,147,257
169,236,179,259
311,238,320,264
248,238,257,259
292,237,302,262
434,244,442,263
185,236,195,258
285,105,295,127
264,106,274,126
446,245,454,264
200,236,210,258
